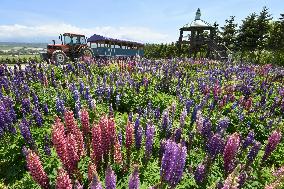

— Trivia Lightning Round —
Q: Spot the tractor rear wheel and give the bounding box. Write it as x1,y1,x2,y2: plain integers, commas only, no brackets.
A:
81,48,94,61
52,50,67,65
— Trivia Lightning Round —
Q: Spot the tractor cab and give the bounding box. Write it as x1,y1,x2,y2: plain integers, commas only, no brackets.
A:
44,33,93,64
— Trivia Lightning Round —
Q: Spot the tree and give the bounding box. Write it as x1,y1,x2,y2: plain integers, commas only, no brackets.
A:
237,13,259,60
255,6,272,61
268,14,284,51
221,16,238,51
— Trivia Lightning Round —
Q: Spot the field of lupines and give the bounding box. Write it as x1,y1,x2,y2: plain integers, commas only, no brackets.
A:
0,58,284,189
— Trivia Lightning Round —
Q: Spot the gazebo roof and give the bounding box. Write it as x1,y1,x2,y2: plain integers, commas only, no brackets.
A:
181,8,213,28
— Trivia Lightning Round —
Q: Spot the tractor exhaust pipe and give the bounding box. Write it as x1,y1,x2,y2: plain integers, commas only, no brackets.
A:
52,40,55,45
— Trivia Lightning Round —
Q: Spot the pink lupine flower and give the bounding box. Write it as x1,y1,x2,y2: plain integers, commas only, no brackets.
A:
92,124,103,165
80,108,90,137
223,133,240,175
222,166,240,189
56,168,72,189
99,115,111,156
114,139,122,165
108,117,117,146
66,133,79,173
52,117,69,169
126,121,134,158
64,110,84,157
88,162,97,183
26,150,50,189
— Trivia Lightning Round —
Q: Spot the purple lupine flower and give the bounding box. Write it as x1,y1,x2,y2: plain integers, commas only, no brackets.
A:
56,97,65,115
169,145,187,187
79,80,84,96
19,118,34,145
135,125,143,150
129,165,140,189
44,134,51,156
74,100,81,118
22,145,28,157
33,108,43,127
73,89,80,102
194,163,206,184
155,107,160,120
109,103,113,117
32,92,39,108
242,131,255,149
42,103,48,115
201,118,212,139
161,110,170,132
262,129,282,162
216,118,230,135
105,165,116,189
85,86,90,100
90,174,103,189
180,108,187,128
118,130,123,146
174,128,182,143
127,113,133,123
238,171,247,188
161,140,179,182
159,139,166,159
74,180,83,189
223,133,240,175
22,98,31,114
145,123,155,158
207,133,224,159
88,97,95,110
115,94,121,110
185,100,193,114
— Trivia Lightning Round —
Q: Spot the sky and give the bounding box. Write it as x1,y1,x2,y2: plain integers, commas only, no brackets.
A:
0,0,282,43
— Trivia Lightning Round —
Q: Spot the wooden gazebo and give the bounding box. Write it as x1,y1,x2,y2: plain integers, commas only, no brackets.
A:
178,8,228,59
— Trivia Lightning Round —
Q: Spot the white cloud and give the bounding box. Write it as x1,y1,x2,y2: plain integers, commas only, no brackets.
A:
0,23,174,43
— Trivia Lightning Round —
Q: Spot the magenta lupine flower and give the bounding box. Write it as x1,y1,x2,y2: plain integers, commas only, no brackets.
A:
223,133,240,175
105,165,116,189
129,165,140,189
262,129,282,162
56,168,72,189
145,122,155,158
26,150,50,189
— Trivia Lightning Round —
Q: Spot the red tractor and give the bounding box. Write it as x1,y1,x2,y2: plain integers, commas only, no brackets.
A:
42,33,94,64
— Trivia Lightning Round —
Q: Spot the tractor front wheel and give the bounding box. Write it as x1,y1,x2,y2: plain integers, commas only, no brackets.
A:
52,50,67,65
81,48,94,61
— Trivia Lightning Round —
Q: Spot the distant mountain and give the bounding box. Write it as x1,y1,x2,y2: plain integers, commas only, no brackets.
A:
0,42,47,49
